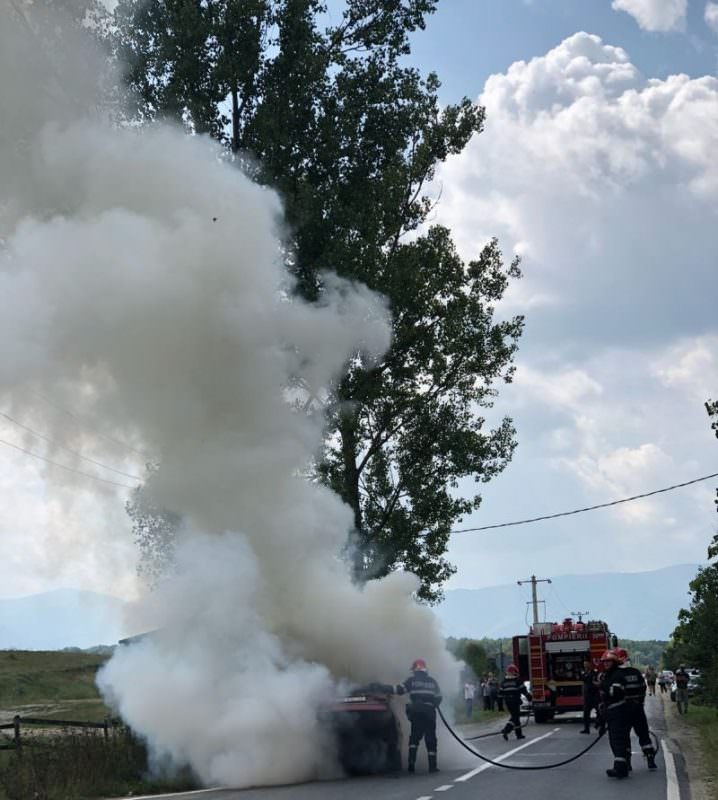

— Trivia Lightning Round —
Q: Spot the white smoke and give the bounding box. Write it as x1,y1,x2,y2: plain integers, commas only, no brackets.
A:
0,4,468,787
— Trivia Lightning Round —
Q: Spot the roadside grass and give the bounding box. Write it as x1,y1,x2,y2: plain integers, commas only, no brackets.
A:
0,650,200,799
684,704,718,798
0,730,200,800
0,650,109,708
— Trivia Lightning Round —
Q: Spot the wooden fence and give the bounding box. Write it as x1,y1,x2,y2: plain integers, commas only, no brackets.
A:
0,715,119,751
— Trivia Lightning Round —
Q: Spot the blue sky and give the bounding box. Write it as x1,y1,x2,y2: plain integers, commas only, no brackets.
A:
409,0,717,102
0,0,716,609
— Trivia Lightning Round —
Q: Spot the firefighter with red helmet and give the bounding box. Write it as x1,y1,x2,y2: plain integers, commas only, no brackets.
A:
499,664,532,741
599,648,657,778
396,658,442,773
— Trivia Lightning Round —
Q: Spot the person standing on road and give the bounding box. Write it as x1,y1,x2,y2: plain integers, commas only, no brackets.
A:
499,664,532,741
580,658,601,734
463,680,476,719
658,671,669,694
674,665,690,714
599,648,657,779
487,672,499,711
396,658,442,774
644,665,657,696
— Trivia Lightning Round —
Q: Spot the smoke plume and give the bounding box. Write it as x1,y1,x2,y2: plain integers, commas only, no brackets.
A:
0,3,466,787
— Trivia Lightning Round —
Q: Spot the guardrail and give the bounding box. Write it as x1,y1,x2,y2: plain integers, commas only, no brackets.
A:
0,715,121,751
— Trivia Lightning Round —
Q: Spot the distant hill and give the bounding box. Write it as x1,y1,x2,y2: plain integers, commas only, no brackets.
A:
0,564,700,650
436,564,700,640
0,589,126,650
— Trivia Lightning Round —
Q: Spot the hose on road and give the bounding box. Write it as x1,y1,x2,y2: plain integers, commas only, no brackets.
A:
439,706,608,770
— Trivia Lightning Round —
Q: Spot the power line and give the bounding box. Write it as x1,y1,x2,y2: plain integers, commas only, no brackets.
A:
0,410,144,481
28,390,149,459
452,471,718,534
0,437,137,490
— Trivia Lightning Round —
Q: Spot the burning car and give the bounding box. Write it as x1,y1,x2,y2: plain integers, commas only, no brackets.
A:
321,683,402,775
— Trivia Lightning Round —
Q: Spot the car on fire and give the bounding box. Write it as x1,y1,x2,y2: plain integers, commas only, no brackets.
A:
320,683,402,775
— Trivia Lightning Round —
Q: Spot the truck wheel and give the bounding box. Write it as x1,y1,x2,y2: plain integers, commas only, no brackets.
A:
533,709,549,724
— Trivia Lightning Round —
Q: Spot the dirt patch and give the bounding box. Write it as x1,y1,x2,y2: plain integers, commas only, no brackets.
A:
661,692,715,800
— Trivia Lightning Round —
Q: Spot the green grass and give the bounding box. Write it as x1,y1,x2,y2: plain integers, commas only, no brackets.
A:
0,650,109,708
684,704,718,798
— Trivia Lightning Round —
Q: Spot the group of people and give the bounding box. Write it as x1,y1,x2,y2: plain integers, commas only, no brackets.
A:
462,672,506,718
400,645,659,780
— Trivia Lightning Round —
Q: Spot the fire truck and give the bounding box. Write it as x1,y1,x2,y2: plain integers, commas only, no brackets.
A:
512,618,615,723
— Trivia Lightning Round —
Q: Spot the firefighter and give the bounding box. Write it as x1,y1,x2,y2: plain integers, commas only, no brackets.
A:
396,658,442,774
599,648,657,779
580,658,601,734
500,664,532,741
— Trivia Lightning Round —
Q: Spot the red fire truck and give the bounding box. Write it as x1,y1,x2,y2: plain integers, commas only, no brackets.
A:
512,618,615,723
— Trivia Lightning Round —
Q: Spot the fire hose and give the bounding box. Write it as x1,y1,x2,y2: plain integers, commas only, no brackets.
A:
439,706,617,771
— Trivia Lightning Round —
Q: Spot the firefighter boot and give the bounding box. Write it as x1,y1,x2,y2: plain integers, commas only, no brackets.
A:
515,726,525,740
501,723,513,741
644,747,657,770
428,752,439,773
606,759,630,779
407,745,417,774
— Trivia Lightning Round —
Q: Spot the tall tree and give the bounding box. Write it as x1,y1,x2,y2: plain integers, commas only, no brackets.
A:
114,0,523,600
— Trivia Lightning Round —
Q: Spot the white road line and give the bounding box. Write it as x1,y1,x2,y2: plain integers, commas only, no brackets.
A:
434,786,454,791
662,740,681,800
104,788,222,800
454,728,560,783
415,796,433,800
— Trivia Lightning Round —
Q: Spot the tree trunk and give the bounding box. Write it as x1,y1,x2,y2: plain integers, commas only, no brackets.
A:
231,83,240,154
339,411,364,577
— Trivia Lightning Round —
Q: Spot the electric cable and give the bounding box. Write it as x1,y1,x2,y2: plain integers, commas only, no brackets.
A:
0,437,137,490
439,706,606,770
452,471,718,533
28,390,149,459
0,410,144,481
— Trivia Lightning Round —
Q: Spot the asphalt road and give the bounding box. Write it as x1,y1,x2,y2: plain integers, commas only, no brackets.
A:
127,695,688,800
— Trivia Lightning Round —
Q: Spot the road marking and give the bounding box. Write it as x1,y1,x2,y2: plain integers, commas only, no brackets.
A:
434,786,454,791
415,796,433,800
105,788,222,800
662,740,680,800
454,728,560,782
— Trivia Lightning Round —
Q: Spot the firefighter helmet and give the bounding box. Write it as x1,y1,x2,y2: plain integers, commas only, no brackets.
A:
613,647,629,664
506,664,519,676
600,649,620,663
411,658,428,672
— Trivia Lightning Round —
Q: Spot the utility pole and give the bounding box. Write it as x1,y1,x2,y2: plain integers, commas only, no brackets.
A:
517,575,552,625
571,611,590,623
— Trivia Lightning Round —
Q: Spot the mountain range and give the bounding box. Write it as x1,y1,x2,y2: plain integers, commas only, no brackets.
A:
435,564,700,640
0,564,700,649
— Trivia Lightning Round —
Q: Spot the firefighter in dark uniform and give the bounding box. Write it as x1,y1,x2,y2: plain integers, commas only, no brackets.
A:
500,664,532,740
396,658,442,773
580,658,601,734
599,648,657,778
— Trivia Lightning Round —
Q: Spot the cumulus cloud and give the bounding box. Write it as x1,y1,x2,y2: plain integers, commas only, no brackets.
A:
440,33,717,586
437,32,718,352
612,0,687,31
705,2,718,34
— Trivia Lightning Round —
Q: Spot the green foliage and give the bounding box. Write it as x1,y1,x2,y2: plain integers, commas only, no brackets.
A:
111,0,523,601
617,640,667,670
446,637,488,679
664,400,718,706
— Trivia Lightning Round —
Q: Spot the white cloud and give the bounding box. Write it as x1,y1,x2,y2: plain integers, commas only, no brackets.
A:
705,2,718,34
653,335,718,400
612,0,687,31
437,33,718,352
